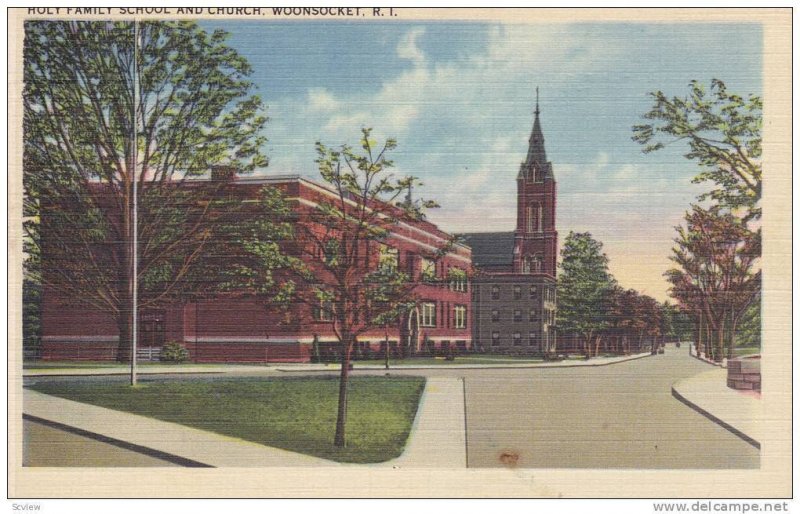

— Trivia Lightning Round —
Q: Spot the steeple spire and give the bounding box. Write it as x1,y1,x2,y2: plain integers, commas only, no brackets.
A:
519,87,552,181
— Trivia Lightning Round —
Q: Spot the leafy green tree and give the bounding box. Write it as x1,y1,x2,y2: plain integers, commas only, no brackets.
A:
734,294,761,353
24,21,273,362
556,232,616,358
633,79,762,220
665,206,760,361
302,128,450,448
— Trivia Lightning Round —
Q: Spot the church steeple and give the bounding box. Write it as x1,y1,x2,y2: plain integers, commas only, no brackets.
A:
518,87,553,182
513,87,558,278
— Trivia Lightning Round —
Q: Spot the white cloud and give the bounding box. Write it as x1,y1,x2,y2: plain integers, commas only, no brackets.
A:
596,151,610,170
306,88,340,113
397,27,426,65
266,24,630,229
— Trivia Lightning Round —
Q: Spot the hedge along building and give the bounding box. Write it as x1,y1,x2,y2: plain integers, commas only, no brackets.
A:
40,174,473,363
460,95,558,355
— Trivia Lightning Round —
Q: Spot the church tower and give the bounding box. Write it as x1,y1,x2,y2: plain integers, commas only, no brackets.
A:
513,89,558,278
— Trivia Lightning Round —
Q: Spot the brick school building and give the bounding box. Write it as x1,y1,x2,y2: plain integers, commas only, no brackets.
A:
40,174,473,363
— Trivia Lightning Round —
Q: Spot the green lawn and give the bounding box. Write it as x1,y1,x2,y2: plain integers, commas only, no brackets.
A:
733,345,761,358
27,376,425,463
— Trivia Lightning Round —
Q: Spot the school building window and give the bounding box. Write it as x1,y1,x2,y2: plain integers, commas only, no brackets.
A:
420,258,436,282
378,244,398,271
314,300,334,322
454,305,467,329
421,302,437,327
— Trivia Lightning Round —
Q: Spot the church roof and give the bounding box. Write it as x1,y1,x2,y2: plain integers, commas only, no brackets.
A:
518,88,554,181
457,231,515,268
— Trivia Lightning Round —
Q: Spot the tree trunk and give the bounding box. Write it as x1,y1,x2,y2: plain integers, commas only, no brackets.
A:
333,334,353,448
703,316,712,360
716,318,725,363
117,303,132,363
695,316,702,357
116,255,133,363
727,316,739,360
594,335,602,357
116,184,133,363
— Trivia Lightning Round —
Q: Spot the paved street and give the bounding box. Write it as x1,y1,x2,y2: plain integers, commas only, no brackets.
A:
23,345,758,469
460,345,759,469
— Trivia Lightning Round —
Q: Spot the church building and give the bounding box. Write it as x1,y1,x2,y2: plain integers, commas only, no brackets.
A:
460,94,558,355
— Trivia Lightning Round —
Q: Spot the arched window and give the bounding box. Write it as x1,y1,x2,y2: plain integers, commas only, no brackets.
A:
537,203,543,231
526,203,543,233
526,205,535,233
531,255,542,273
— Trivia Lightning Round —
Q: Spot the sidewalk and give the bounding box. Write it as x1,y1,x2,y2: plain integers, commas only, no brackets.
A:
23,352,653,377
382,378,466,468
275,352,653,372
689,343,727,368
22,364,276,377
22,377,466,468
671,368,762,449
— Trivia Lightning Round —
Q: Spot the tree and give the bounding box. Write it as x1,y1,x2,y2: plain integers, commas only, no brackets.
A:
556,232,616,358
665,206,760,361
297,128,450,448
633,79,762,221
24,21,274,362
603,287,664,355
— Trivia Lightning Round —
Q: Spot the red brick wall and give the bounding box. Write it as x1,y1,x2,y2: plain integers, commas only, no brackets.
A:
39,177,472,362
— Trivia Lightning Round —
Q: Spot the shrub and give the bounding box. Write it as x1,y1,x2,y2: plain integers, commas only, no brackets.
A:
160,341,190,363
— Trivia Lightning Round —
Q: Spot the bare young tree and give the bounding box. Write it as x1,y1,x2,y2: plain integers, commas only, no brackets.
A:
297,128,452,448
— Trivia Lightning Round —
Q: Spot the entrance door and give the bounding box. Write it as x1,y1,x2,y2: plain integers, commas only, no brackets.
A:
405,308,420,355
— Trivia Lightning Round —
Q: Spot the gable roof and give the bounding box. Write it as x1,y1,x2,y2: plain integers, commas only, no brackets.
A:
457,231,515,268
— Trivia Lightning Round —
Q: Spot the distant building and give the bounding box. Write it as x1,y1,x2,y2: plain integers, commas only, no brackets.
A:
40,175,472,362
460,97,558,355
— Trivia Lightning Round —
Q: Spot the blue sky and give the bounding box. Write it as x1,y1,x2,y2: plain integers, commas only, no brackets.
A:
198,21,762,301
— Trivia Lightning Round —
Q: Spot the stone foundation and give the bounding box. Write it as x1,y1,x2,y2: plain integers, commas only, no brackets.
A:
727,357,761,392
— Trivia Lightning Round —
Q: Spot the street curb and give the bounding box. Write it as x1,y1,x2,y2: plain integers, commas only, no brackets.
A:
670,384,760,450
24,353,655,377
23,413,213,467
688,344,727,368
276,352,654,372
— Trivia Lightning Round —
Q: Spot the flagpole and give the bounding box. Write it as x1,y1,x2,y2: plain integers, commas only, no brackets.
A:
131,18,139,386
